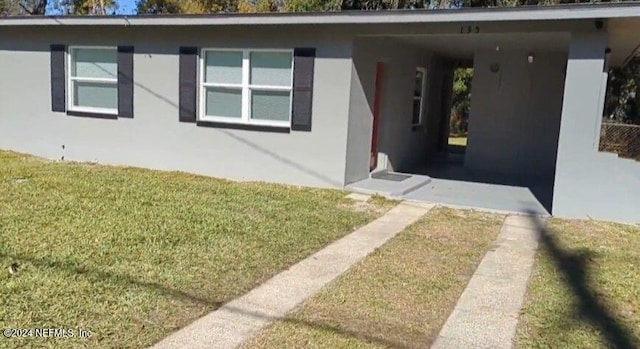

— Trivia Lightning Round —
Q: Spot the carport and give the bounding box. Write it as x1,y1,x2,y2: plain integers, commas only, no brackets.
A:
345,5,640,220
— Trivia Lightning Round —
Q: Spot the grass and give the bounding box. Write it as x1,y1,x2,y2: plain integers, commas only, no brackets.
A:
516,218,640,348
448,136,468,147
243,207,506,349
0,150,393,348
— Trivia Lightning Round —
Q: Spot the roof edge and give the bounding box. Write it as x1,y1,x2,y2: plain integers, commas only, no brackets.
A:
1,3,640,26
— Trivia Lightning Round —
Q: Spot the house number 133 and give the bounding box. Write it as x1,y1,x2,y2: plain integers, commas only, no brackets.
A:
460,26,480,34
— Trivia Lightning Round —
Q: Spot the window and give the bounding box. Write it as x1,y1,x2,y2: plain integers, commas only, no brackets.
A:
68,47,118,114
412,67,427,126
200,49,293,126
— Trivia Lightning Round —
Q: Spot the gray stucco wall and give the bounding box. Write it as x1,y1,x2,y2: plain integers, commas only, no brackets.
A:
465,49,568,182
377,43,431,173
2,21,637,223
553,31,640,223
344,39,376,184
345,38,431,183
0,26,353,188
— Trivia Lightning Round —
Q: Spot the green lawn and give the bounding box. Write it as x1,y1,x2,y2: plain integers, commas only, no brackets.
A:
0,151,392,348
243,208,505,349
448,136,468,147
516,218,640,348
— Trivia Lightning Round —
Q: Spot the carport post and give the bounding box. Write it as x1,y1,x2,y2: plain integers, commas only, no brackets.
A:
553,31,608,217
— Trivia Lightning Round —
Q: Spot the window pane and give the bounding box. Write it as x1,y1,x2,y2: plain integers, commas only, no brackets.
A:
250,52,292,87
415,70,425,97
206,87,242,118
205,51,243,84
73,81,117,110
73,48,117,79
251,90,291,122
412,98,421,125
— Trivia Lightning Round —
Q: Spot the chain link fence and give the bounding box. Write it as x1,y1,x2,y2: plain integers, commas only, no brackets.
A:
599,122,640,161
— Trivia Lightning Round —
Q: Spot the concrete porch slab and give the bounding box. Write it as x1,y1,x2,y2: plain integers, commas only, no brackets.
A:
345,172,432,197
403,178,550,216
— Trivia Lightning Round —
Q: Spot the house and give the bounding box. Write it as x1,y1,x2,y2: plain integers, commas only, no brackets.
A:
0,3,639,223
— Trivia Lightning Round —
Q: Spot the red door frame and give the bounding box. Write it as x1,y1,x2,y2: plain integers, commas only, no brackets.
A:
370,62,385,171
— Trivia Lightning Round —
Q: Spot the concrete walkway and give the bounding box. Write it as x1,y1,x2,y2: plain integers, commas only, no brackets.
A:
152,201,433,349
432,214,543,349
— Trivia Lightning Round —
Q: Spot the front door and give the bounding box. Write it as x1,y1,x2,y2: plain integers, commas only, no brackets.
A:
370,62,385,171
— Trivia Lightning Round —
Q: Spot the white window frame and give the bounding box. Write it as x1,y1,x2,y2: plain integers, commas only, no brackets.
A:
199,48,294,127
412,67,427,127
67,46,119,115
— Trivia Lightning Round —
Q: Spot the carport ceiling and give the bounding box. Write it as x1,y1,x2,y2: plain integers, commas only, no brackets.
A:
390,32,571,60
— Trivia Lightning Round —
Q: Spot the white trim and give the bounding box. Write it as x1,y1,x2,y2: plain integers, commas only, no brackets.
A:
198,48,206,123
67,46,118,115
248,85,292,91
69,105,120,115
241,50,250,122
202,82,243,88
70,76,117,83
199,115,290,128
412,67,427,127
199,48,294,127
68,45,117,55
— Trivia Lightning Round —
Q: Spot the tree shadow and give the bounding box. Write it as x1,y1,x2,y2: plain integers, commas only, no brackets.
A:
525,211,639,349
215,303,413,348
2,251,410,348
1,251,221,309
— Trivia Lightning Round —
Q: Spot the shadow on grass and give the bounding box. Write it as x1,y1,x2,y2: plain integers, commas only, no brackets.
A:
2,251,411,348
1,251,222,309
212,304,413,349
526,212,639,349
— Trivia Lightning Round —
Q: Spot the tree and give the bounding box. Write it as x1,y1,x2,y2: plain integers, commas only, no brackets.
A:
605,56,640,124
450,68,473,134
0,0,49,15
52,0,117,14
21,0,47,14
135,0,181,13
1,0,118,15
238,0,275,13
137,0,239,13
0,0,12,14
68,0,117,14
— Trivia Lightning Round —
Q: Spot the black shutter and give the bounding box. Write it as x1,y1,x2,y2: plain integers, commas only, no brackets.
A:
291,48,316,132
118,46,134,118
50,44,66,113
179,47,198,123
